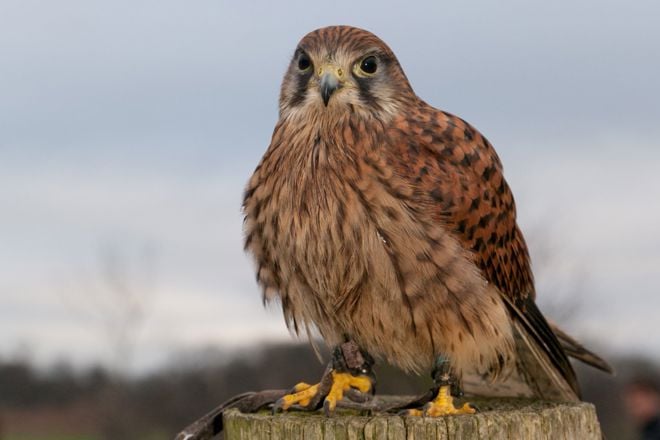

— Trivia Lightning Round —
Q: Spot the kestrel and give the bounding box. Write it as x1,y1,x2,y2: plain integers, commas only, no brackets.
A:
243,26,610,416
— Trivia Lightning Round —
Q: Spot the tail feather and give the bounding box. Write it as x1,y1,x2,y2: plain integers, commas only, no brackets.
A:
549,320,614,374
510,318,580,401
463,300,612,401
462,319,579,401
501,295,581,399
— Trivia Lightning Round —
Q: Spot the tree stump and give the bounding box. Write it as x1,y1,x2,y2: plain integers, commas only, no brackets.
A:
223,397,602,439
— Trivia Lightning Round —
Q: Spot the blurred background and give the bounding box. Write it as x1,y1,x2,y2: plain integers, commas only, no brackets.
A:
1,1,659,439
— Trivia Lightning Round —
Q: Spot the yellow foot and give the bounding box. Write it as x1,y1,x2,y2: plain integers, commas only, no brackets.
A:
278,381,320,409
275,370,373,414
408,385,476,417
324,370,372,413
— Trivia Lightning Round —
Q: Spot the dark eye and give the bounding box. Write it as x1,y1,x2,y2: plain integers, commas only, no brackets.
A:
359,56,378,74
298,53,312,71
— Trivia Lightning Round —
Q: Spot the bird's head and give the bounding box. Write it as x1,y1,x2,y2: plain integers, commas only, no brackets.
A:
279,26,415,120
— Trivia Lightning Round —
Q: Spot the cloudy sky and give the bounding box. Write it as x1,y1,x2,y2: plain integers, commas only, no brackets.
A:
1,0,658,372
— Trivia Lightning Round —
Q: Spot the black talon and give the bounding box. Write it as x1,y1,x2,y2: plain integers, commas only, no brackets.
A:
272,399,284,414
323,399,333,417
422,402,433,416
345,387,373,403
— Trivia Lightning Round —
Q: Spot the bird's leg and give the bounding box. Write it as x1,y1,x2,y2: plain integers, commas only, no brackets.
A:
273,341,375,415
408,355,476,417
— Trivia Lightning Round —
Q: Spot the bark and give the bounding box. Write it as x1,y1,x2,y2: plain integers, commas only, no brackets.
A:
221,396,602,440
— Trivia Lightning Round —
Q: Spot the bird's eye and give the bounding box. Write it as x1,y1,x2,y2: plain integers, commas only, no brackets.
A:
298,53,312,71
359,56,378,75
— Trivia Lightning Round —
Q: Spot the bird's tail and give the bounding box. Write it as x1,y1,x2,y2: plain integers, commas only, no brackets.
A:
549,321,613,374
463,319,580,401
462,311,612,401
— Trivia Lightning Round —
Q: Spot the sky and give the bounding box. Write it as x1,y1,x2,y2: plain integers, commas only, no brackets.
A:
1,0,659,373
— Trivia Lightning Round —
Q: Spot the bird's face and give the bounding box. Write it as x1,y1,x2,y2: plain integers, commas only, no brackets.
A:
279,26,415,120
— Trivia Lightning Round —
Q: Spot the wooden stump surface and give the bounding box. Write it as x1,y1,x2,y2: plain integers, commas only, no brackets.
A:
223,397,601,439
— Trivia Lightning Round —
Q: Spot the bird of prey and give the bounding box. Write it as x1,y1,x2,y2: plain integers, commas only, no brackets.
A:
243,25,610,416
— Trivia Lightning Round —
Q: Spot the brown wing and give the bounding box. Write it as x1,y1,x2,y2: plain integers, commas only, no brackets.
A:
390,108,534,302
388,107,580,396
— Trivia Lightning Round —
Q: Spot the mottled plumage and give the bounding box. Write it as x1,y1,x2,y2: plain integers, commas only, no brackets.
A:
243,26,609,403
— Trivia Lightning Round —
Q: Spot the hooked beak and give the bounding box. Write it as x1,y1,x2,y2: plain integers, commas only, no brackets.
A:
319,65,343,106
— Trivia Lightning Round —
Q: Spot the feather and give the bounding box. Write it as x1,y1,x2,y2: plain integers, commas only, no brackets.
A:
549,320,614,374
501,295,581,399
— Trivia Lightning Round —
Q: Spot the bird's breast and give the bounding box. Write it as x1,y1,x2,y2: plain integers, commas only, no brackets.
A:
266,143,378,303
